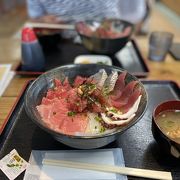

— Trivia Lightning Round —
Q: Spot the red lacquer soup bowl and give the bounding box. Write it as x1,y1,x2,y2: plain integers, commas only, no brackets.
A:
152,100,180,158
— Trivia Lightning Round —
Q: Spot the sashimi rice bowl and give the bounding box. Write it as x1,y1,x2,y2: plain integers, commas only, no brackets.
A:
25,64,147,149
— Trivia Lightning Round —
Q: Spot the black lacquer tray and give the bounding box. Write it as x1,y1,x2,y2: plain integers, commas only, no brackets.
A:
0,80,179,180
15,37,149,78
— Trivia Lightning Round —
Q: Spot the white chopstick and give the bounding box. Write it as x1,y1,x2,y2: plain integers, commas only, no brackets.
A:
42,159,172,180
25,22,75,30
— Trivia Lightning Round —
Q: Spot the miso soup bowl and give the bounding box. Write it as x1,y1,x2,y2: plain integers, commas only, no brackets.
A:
24,64,147,149
152,100,180,158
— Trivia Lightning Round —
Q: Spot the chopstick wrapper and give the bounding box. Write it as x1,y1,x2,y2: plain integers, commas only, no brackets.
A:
24,148,127,180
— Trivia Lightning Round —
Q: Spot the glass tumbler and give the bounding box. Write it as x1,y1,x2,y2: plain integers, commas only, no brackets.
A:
148,31,173,61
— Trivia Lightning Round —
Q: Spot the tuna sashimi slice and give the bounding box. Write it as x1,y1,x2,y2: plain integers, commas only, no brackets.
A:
63,77,72,91
110,71,127,100
59,113,88,135
121,88,141,113
37,98,68,123
41,97,53,105
113,71,127,91
37,98,88,135
110,99,127,108
66,89,88,112
54,78,63,87
46,89,57,100
110,81,137,108
73,76,86,87
117,81,138,102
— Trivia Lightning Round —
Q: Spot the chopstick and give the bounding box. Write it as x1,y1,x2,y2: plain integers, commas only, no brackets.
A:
25,22,75,30
42,159,172,180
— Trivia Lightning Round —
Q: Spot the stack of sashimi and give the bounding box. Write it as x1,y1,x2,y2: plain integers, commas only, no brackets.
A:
37,69,142,136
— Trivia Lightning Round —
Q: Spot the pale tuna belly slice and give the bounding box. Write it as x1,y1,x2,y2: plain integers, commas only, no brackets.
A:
37,99,68,128
59,113,88,135
37,99,88,135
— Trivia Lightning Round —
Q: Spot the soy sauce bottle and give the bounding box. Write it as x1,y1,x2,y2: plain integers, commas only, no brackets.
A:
21,27,45,71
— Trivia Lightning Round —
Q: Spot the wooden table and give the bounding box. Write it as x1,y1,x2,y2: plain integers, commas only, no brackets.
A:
0,5,180,130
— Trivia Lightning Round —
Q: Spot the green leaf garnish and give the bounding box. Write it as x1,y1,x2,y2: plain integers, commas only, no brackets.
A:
67,111,76,116
7,164,15,167
100,126,106,133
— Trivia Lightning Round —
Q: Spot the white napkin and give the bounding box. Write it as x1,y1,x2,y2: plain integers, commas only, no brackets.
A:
0,64,15,96
24,148,127,180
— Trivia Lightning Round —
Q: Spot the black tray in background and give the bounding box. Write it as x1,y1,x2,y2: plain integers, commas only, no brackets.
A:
16,38,149,77
0,80,179,180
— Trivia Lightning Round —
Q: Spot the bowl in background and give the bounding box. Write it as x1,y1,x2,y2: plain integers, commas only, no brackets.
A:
24,64,147,149
152,100,180,158
76,19,134,54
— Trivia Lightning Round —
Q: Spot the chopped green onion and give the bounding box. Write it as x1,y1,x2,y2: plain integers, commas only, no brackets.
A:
100,126,106,133
109,108,118,113
67,111,76,116
103,86,109,96
95,116,102,122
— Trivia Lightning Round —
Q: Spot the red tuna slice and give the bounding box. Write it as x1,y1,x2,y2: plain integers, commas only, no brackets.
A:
110,98,127,109
46,89,57,100
110,71,127,100
70,97,87,112
53,85,70,99
90,103,103,113
117,81,138,103
63,77,72,91
114,71,127,91
120,88,141,113
59,113,88,135
66,88,88,112
110,81,138,108
46,78,71,100
110,91,122,101
41,97,52,105
46,88,69,100
54,78,63,88
73,76,86,87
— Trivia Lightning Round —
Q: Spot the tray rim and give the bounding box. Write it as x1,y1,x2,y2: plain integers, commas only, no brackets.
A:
128,39,150,76
14,39,149,78
0,79,35,136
